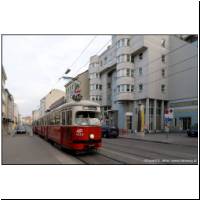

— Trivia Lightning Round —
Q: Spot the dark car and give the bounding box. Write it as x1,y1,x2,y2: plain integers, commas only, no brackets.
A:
15,125,26,134
187,124,198,137
101,124,119,138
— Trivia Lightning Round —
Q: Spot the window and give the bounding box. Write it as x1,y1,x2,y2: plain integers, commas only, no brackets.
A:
139,84,143,92
104,57,107,64
99,84,102,90
131,55,134,63
96,84,98,90
117,38,130,48
75,111,100,126
61,112,66,125
107,83,111,88
121,85,125,92
131,69,134,77
139,53,143,60
117,54,130,63
55,112,60,124
50,113,55,125
126,84,130,92
161,69,165,77
161,55,165,63
161,39,166,47
122,39,125,46
66,110,72,125
131,85,134,92
139,68,143,76
127,69,130,76
161,84,166,92
100,60,103,66
117,85,120,93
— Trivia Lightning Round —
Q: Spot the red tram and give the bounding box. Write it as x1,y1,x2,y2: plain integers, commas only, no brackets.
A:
32,100,102,152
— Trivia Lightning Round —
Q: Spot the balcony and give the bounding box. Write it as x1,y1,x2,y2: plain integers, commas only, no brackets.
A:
130,36,147,56
116,92,134,101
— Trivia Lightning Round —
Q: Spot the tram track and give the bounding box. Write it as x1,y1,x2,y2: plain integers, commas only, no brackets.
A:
75,151,126,164
102,138,196,160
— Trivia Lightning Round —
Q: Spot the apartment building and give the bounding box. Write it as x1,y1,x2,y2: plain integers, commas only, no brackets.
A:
3,89,14,134
89,35,198,133
2,66,7,129
22,116,32,125
32,109,40,122
13,103,20,129
65,70,89,103
168,35,198,131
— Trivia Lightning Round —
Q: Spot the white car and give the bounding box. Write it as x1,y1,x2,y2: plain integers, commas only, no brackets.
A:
15,125,26,134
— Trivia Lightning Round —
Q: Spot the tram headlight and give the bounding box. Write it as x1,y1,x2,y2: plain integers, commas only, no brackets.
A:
89,133,95,140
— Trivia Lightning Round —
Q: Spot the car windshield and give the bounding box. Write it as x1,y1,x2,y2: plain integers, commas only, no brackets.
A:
75,111,100,126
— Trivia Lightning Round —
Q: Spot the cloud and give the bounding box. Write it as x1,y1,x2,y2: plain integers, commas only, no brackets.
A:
3,35,111,116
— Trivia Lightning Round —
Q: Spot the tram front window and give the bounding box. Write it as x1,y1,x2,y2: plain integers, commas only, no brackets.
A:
75,111,100,126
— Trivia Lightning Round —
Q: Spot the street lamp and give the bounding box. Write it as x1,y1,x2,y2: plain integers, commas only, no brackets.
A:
58,68,72,81
65,68,71,75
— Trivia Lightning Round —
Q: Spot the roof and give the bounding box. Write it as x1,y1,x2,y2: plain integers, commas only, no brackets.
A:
42,100,100,117
64,70,88,88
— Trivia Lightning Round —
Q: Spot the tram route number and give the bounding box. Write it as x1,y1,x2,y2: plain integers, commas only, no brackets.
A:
76,128,84,136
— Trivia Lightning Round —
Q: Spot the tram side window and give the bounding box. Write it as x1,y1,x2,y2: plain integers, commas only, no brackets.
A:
61,111,66,125
66,110,72,125
50,113,55,125
55,112,60,125
47,115,50,125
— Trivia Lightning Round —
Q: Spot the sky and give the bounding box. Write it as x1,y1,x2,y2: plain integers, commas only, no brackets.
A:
3,35,111,117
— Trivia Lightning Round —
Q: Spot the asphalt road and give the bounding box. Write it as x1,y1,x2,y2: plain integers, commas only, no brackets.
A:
2,126,198,165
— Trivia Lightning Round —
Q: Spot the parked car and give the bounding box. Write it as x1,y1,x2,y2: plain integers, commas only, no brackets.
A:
101,124,119,138
187,123,198,137
15,125,26,134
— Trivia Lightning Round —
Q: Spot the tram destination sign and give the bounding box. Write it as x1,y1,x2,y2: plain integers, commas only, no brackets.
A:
83,106,97,110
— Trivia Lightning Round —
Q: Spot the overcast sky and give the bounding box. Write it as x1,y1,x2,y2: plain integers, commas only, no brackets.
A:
3,35,111,117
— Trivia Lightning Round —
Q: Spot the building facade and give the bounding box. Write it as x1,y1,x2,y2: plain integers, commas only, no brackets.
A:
32,109,40,122
13,103,20,129
65,70,89,103
3,89,15,134
168,35,198,131
39,89,65,118
89,35,198,133
22,116,32,125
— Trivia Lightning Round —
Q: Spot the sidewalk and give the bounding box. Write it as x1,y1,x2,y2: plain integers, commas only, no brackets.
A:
2,134,83,164
119,132,198,147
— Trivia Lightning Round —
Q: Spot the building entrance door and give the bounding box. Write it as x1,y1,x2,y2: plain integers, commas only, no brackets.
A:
180,117,191,130
126,115,132,131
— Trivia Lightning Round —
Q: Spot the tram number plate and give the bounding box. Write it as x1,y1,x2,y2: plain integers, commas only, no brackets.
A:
76,129,84,136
